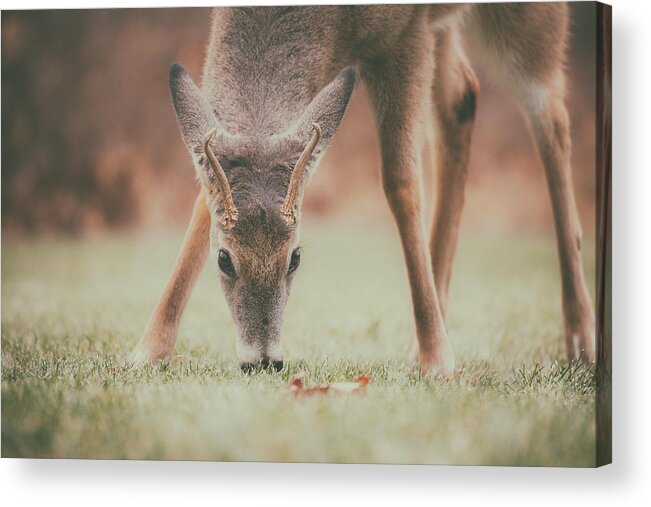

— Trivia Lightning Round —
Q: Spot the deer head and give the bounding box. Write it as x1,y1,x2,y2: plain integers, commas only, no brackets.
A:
168,63,355,371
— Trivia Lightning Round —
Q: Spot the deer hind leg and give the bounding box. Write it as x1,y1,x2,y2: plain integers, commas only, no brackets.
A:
518,75,595,361
429,27,479,319
468,3,595,361
130,189,211,364
362,39,455,377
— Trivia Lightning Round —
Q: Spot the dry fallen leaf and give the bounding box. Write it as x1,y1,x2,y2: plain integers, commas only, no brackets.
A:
289,374,370,396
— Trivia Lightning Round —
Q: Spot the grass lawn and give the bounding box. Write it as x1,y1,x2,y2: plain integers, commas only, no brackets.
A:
1,223,596,465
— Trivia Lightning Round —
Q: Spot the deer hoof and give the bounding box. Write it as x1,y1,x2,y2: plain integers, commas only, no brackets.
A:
564,327,596,363
418,344,455,379
129,339,174,366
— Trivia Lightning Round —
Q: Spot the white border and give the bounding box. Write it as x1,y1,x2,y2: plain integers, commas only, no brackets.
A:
2,0,650,505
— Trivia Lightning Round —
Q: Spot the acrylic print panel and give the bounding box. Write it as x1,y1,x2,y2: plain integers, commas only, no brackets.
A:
1,2,611,466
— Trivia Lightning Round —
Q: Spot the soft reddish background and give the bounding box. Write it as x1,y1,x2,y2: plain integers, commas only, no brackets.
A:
1,4,597,236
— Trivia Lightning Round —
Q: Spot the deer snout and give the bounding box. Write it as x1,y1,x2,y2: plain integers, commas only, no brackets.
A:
233,289,286,373
236,337,284,374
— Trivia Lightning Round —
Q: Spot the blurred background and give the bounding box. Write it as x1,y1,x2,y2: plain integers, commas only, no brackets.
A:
1,4,596,237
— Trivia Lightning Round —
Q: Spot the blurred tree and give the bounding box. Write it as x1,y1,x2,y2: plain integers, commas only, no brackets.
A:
2,9,208,232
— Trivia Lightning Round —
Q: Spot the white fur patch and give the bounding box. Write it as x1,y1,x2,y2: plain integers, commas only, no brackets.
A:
521,81,552,116
236,340,262,363
266,340,284,362
236,339,283,363
431,5,471,32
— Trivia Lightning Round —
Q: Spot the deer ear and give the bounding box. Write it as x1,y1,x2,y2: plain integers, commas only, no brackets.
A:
169,63,225,191
169,63,217,149
293,66,356,156
278,67,356,221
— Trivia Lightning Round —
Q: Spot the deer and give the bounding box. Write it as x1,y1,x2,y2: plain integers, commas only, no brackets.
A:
130,3,595,376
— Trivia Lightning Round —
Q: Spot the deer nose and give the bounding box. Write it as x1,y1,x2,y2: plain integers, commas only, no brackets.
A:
240,357,284,374
261,357,284,371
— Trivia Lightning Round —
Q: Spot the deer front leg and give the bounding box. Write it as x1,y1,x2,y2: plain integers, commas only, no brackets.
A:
381,140,455,377
130,189,211,364
364,51,455,377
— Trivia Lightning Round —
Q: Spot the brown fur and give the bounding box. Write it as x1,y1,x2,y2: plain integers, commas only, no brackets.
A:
131,3,595,374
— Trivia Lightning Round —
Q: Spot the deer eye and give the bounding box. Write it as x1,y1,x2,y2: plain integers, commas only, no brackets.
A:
288,248,301,275
218,249,236,278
